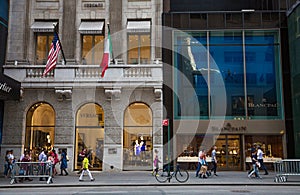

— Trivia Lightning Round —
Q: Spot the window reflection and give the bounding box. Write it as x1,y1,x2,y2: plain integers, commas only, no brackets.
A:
174,30,282,119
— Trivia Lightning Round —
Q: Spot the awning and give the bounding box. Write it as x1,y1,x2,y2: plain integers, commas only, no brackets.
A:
127,21,151,33
79,21,104,34
31,22,56,32
0,74,21,100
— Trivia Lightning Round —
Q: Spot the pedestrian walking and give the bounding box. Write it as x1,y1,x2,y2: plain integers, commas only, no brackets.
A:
59,149,69,176
248,143,258,177
77,148,87,174
198,149,209,179
38,148,48,181
257,146,268,175
4,150,10,178
50,149,59,176
211,145,218,176
195,147,203,177
248,148,262,179
152,149,160,176
79,153,95,182
19,151,33,182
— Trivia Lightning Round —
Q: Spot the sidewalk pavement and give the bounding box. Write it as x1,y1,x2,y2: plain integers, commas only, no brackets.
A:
0,171,300,188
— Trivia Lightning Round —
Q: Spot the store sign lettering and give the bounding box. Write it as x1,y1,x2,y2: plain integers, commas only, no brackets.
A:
248,103,277,108
83,3,104,8
0,82,12,93
212,123,246,132
80,113,97,118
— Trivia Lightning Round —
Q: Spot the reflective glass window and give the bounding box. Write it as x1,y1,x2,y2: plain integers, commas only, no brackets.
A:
209,31,245,118
173,30,283,119
245,31,282,119
174,32,208,119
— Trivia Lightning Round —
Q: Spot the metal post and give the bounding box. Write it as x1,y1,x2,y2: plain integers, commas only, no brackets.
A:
167,119,170,182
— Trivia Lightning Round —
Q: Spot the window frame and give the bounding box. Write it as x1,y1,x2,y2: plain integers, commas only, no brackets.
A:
81,34,104,65
127,32,151,64
35,33,53,65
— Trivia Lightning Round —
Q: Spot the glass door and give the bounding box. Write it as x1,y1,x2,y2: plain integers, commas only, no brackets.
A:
214,135,241,170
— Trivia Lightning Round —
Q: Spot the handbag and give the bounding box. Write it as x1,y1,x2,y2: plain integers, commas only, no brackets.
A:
256,161,261,168
19,168,25,175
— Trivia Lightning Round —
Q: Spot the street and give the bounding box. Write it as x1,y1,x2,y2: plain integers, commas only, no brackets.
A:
1,185,300,195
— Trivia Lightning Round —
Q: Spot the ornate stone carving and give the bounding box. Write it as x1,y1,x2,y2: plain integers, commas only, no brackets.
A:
154,88,162,101
105,88,121,100
55,87,72,101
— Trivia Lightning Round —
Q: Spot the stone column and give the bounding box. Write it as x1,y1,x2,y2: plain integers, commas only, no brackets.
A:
6,0,29,63
62,0,76,64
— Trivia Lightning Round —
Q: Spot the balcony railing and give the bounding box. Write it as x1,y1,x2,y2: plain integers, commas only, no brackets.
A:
3,62,163,88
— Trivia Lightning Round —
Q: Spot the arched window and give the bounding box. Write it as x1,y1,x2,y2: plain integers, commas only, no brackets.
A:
75,103,104,171
25,102,55,161
123,102,153,170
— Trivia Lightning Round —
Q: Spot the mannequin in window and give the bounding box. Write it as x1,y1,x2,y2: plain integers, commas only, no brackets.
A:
140,139,146,162
134,140,141,156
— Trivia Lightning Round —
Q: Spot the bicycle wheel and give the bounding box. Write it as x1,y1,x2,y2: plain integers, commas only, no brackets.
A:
175,169,189,183
155,169,169,183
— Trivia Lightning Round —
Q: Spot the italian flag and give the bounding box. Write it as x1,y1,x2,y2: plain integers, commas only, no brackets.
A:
100,29,113,77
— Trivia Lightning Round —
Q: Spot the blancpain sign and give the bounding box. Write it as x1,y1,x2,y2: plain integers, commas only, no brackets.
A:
0,82,12,93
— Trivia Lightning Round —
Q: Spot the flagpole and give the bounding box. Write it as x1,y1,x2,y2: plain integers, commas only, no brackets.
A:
53,23,67,65
107,23,115,64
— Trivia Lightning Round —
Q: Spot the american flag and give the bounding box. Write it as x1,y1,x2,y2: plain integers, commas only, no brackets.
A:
43,32,61,77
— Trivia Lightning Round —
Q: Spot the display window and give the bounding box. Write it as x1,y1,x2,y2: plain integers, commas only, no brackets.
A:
245,135,283,158
177,134,241,170
75,103,104,171
25,102,55,161
123,103,153,170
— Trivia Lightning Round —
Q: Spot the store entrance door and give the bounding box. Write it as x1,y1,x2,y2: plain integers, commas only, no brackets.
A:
214,135,241,170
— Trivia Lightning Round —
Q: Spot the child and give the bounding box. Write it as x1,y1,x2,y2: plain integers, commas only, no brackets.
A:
152,149,160,176
79,154,95,182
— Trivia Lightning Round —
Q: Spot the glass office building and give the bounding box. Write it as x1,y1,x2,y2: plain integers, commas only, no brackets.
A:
287,1,300,158
162,0,295,170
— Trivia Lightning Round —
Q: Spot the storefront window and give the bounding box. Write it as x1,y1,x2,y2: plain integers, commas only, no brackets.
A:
177,134,241,170
123,103,153,170
25,102,55,161
245,135,283,159
82,35,104,65
75,103,104,171
173,30,283,119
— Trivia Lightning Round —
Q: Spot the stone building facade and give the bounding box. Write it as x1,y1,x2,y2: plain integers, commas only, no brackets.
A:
1,0,163,172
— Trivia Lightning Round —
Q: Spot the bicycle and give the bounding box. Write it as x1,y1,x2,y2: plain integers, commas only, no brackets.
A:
155,163,189,183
